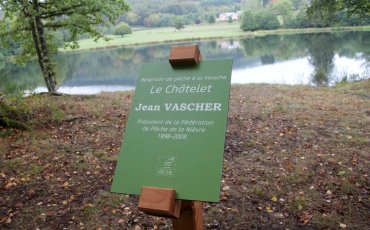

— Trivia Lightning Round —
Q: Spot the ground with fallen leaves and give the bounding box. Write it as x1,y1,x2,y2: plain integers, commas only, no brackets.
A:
1,81,369,229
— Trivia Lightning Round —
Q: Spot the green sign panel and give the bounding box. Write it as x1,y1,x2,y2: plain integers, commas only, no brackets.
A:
111,59,232,202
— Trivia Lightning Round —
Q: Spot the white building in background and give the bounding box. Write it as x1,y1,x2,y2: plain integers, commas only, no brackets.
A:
218,40,241,50
216,11,242,22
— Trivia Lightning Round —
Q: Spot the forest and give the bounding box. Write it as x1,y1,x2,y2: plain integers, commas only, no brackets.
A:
118,0,370,30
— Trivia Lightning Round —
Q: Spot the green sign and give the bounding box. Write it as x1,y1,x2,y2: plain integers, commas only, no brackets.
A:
111,59,232,202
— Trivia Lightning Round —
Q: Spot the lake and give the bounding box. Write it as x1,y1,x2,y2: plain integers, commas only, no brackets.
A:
1,31,369,95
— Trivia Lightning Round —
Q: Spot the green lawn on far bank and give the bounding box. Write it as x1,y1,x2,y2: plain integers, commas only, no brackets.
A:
62,23,370,52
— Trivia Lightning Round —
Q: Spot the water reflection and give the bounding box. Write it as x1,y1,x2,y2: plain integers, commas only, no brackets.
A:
232,54,366,85
0,32,369,95
306,33,336,86
232,57,313,85
29,85,135,95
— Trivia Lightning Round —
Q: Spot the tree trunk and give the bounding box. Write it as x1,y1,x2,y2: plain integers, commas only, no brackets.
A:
36,17,57,93
29,1,58,93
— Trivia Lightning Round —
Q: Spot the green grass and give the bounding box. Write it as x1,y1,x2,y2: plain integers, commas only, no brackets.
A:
3,157,24,171
63,23,244,51
334,79,370,97
61,23,370,52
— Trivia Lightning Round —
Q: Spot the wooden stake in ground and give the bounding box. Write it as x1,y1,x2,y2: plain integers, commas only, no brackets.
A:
138,187,203,230
138,45,204,230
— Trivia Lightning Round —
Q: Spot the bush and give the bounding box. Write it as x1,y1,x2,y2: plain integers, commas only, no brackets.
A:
0,98,29,130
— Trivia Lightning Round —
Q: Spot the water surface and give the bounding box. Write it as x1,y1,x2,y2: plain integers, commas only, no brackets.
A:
1,32,369,95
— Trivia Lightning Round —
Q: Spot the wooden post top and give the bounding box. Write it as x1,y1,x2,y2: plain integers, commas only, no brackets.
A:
169,45,201,67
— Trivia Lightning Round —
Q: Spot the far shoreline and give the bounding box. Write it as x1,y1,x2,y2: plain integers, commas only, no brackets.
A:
60,24,370,53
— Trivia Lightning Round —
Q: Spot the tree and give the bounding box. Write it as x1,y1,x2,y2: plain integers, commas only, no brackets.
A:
208,15,216,24
242,0,263,11
143,14,161,27
173,17,185,30
291,0,307,10
114,22,132,37
271,0,294,25
262,0,272,7
124,12,140,26
241,9,280,31
240,11,258,31
0,0,129,93
258,11,280,30
228,16,233,23
307,0,370,22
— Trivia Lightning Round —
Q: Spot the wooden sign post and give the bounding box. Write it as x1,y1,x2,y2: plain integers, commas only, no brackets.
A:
138,187,203,229
111,44,232,229
138,45,203,230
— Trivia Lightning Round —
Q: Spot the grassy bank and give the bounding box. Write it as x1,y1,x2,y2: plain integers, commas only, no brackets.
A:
61,23,370,52
1,80,369,229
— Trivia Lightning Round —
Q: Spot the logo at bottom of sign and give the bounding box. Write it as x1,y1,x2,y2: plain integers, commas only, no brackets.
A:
157,156,176,177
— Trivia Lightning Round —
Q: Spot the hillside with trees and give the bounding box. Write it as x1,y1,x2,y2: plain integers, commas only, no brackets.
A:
119,0,369,29
118,0,241,27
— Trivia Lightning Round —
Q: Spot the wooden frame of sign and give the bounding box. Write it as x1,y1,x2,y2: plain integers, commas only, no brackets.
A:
137,45,204,230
